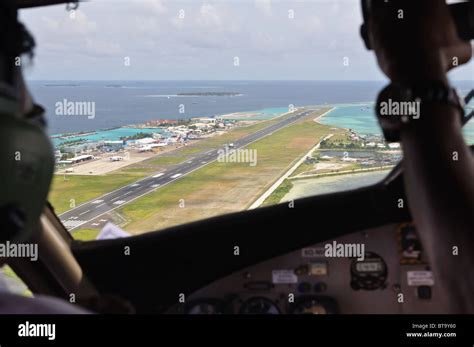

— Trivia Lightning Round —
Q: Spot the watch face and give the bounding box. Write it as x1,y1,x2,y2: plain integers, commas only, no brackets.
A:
376,84,415,142
376,81,463,142
377,84,416,116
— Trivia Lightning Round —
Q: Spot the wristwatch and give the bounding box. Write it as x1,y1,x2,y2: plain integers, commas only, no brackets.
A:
375,81,465,142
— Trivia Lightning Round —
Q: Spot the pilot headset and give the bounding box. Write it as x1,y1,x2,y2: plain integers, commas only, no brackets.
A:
0,1,55,243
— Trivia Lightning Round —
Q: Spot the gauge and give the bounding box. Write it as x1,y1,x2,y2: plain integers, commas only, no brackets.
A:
291,296,338,314
185,299,228,314
350,252,388,290
239,297,280,314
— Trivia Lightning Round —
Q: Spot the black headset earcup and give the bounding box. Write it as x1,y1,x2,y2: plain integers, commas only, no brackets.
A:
0,111,54,242
360,23,372,50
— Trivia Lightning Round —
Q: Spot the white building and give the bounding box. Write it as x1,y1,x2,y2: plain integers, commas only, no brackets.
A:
135,138,156,145
193,117,216,124
388,143,401,149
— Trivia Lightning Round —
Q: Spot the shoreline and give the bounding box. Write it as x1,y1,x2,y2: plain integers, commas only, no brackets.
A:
289,165,393,180
248,128,334,210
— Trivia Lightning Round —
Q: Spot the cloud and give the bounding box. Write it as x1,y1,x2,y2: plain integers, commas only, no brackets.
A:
197,4,222,28
84,38,122,56
23,0,472,81
38,9,97,36
255,0,272,17
130,0,166,16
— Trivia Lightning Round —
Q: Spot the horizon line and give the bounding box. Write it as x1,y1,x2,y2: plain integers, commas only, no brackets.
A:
26,79,473,82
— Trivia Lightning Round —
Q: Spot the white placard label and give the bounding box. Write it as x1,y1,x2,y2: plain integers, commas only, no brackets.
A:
407,271,434,286
272,270,298,284
302,247,325,258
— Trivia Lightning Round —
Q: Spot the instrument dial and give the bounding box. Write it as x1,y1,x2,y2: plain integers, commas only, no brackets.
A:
350,252,388,290
291,296,338,314
186,299,227,314
239,297,280,314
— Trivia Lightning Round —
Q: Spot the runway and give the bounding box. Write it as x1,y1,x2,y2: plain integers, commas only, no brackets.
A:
59,109,316,231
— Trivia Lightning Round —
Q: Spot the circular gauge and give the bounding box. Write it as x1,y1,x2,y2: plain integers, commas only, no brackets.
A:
350,252,388,290
185,299,228,314
291,296,338,314
239,297,280,315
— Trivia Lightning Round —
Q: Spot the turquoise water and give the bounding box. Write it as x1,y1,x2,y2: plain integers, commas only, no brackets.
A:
51,107,287,147
52,127,169,147
319,104,474,144
319,104,381,135
51,103,474,147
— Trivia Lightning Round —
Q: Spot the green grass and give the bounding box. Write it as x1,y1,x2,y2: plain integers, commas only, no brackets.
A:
147,156,186,166
261,179,294,206
116,110,333,233
176,147,206,156
71,229,100,241
49,115,297,216
118,167,156,174
49,173,145,214
291,161,316,177
1,265,32,297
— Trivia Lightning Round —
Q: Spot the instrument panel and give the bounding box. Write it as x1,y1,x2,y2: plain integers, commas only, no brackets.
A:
168,223,447,314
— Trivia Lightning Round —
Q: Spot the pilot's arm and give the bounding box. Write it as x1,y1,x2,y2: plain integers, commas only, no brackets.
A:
366,0,474,313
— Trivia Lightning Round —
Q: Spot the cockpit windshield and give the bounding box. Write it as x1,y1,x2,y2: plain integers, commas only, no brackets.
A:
19,0,473,240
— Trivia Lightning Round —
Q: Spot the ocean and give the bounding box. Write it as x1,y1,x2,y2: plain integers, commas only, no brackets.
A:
28,80,473,143
319,104,474,144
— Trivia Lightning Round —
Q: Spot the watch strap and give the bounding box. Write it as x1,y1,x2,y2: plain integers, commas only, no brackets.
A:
375,81,465,142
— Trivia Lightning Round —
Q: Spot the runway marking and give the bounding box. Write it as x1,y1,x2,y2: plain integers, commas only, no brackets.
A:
171,173,182,179
100,219,107,222
70,216,78,220
92,200,104,204
113,200,126,205
91,223,100,226
151,184,160,188
79,210,90,216
61,109,310,231
123,191,133,196
62,220,86,230
152,173,164,178
96,203,105,207
130,184,140,187
187,161,193,163
201,161,207,164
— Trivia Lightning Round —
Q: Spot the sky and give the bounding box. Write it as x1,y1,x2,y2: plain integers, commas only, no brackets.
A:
19,0,474,81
